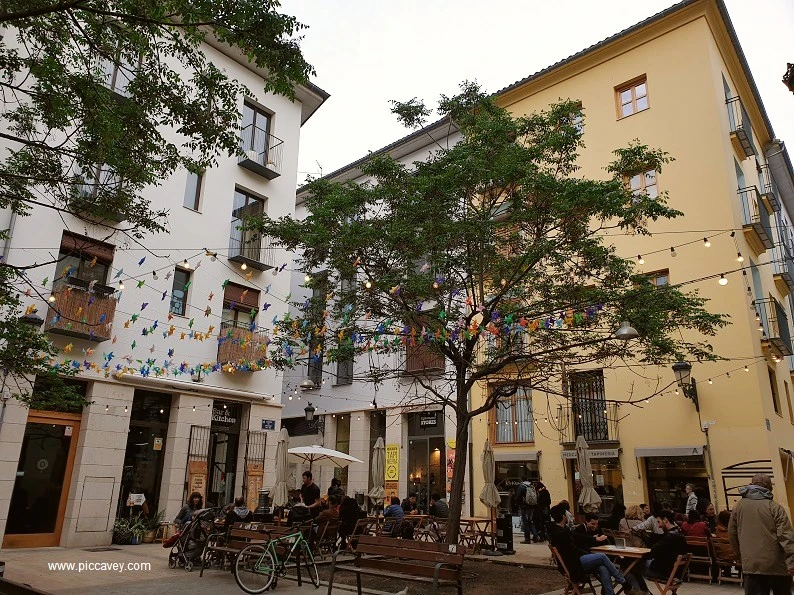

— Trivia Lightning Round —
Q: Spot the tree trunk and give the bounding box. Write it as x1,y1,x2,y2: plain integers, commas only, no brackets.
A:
444,409,470,545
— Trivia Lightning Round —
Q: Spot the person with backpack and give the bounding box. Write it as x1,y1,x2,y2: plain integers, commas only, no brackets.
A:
517,477,540,544
536,482,552,542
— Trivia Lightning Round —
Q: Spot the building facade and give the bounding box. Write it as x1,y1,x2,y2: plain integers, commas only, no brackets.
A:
283,0,794,521
0,35,328,547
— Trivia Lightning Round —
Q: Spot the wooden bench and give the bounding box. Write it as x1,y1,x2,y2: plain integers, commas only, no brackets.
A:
199,522,271,576
327,534,465,595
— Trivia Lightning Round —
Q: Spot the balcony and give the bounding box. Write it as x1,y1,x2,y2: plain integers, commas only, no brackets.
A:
759,164,781,213
739,186,774,256
726,97,757,158
43,278,116,342
755,297,793,358
217,322,268,370
404,342,445,375
558,401,619,446
773,240,794,296
238,124,283,180
228,232,277,272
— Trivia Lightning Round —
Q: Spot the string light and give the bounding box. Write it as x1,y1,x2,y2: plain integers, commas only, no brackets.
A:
48,294,56,303
670,247,677,257
159,408,164,414
152,271,158,280
708,379,713,384
192,405,196,411
719,274,728,286
240,262,247,271
124,405,128,413
118,281,124,290
744,365,749,372
105,404,109,411
637,255,645,265
365,280,372,289
704,237,711,247
736,252,744,263
304,275,311,283
182,259,190,269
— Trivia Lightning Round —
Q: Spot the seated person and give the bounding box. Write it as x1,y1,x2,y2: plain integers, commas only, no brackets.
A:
286,495,312,526
630,505,664,537
626,510,688,593
224,496,253,528
174,491,203,528
548,504,633,595
384,496,404,519
429,493,449,519
401,492,419,515
681,509,709,537
618,505,646,548
327,477,344,501
316,495,340,525
573,512,609,551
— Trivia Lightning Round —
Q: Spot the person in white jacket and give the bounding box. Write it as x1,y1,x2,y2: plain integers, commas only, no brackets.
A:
684,484,698,514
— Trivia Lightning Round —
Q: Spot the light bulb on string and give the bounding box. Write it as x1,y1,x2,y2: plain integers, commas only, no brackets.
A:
708,378,713,384
105,404,109,412
159,408,164,414
182,259,190,269
192,405,196,412
737,252,744,263
304,274,311,283
118,281,125,290
365,280,372,289
703,237,711,248
124,405,128,413
637,255,644,265
241,262,247,271
674,388,679,395
670,247,677,257
152,271,158,280
719,274,728,286
744,365,749,372
48,294,56,303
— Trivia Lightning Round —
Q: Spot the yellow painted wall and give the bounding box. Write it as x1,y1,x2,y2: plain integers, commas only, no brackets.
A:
472,0,794,517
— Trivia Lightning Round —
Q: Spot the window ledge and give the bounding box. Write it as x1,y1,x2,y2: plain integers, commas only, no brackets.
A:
182,206,202,214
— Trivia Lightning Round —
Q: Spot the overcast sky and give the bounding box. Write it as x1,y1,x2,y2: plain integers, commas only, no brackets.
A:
285,0,794,184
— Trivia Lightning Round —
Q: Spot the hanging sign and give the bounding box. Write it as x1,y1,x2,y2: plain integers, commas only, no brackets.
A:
261,419,276,431
127,493,146,506
153,437,163,451
385,444,400,481
419,412,438,428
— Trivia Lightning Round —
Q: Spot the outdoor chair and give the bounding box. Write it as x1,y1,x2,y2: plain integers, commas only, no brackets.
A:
684,536,713,583
380,518,402,538
647,553,692,595
549,545,598,595
711,536,742,585
314,521,339,559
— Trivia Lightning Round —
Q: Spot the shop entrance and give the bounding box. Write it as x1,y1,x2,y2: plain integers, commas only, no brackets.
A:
566,451,623,517
118,390,171,519
208,401,242,507
406,411,445,513
3,411,81,548
645,455,708,512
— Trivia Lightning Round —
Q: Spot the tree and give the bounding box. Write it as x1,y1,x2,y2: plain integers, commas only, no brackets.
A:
252,82,727,543
0,1,313,397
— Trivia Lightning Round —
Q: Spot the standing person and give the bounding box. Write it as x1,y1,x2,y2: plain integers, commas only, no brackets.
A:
174,491,203,528
517,477,539,544
536,482,552,542
300,471,322,517
548,504,634,595
684,483,698,514
728,473,794,595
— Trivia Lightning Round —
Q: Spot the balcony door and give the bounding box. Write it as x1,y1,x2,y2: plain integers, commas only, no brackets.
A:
242,102,271,159
3,411,81,548
570,370,608,442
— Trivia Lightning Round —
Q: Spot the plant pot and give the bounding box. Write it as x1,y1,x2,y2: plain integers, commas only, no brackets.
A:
130,535,140,545
142,530,155,544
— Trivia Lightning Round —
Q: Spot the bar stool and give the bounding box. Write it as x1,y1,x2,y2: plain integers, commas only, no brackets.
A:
155,522,177,543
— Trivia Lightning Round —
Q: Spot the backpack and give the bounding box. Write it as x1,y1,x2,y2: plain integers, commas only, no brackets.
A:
523,482,538,506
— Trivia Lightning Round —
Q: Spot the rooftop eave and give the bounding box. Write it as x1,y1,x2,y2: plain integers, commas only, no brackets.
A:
201,31,329,125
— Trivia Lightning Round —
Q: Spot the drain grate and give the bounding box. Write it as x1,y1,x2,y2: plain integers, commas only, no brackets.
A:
83,547,122,552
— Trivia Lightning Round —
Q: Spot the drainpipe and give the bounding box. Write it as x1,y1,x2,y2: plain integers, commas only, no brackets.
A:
0,210,17,263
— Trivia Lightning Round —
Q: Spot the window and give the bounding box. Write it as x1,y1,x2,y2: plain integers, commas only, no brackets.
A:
570,370,609,442
229,188,265,261
183,171,203,211
169,268,190,316
77,164,120,199
241,102,272,156
493,385,533,444
785,381,794,425
769,368,782,416
627,169,658,199
616,77,649,118
99,52,139,98
55,232,114,290
221,283,259,329
336,358,353,385
646,269,669,287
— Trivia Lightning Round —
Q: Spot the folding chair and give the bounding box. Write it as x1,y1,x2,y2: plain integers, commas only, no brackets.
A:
684,536,712,583
712,537,742,585
647,553,692,595
380,518,403,538
549,545,597,595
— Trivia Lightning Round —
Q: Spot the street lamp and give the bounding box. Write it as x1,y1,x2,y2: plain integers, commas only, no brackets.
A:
614,321,639,340
672,361,699,412
299,377,316,390
304,402,324,434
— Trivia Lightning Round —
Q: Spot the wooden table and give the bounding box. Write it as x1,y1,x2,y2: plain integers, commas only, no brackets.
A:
591,544,651,592
460,517,493,552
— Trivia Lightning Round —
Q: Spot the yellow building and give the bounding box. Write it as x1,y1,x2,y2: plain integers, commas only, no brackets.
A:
471,0,794,518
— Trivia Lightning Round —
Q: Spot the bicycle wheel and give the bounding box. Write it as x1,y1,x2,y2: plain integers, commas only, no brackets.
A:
234,544,277,594
301,544,320,588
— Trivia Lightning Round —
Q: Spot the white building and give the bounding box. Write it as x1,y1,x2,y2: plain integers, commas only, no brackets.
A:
281,121,477,516
0,35,327,548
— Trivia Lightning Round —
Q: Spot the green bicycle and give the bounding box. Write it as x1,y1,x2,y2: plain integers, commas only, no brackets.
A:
234,528,319,593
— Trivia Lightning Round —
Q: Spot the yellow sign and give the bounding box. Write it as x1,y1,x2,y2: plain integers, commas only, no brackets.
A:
385,443,400,481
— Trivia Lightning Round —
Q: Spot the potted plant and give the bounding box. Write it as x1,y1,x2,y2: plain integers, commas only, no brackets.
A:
112,517,133,545
130,514,150,545
141,511,165,543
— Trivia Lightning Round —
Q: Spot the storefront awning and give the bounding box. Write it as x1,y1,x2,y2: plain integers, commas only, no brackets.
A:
495,451,538,462
634,446,704,458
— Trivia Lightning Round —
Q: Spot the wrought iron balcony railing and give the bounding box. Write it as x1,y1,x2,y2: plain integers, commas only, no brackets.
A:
228,232,278,272
558,402,619,445
238,124,283,180
726,96,757,157
739,186,773,255
755,297,793,358
772,239,794,294
758,164,780,213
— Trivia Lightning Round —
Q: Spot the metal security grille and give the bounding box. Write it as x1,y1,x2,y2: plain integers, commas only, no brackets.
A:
570,371,608,442
184,425,210,502
243,430,268,500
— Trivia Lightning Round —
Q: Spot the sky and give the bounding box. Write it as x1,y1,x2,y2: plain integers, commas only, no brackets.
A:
285,0,794,185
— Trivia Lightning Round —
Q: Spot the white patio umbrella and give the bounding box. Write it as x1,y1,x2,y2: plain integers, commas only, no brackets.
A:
479,439,501,509
288,444,364,472
368,437,386,506
576,435,602,512
272,428,290,508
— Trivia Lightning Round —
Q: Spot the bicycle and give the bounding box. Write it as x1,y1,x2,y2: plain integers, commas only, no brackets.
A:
234,526,319,593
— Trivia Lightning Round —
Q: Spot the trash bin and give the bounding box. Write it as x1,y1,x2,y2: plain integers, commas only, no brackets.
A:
495,498,515,555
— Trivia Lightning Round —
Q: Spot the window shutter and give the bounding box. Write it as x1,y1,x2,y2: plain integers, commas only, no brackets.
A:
223,283,259,310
